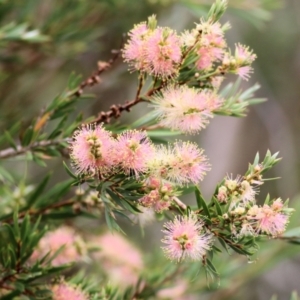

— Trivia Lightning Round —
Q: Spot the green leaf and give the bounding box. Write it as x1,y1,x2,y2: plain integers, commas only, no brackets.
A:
47,115,67,139
107,189,140,214
206,258,219,276
68,72,82,90
21,126,34,146
217,237,229,253
104,208,123,233
63,161,77,179
131,110,157,128
32,153,47,167
213,197,222,215
26,173,51,208
147,130,182,137
35,179,74,208
4,130,17,150
195,187,211,219
0,165,14,183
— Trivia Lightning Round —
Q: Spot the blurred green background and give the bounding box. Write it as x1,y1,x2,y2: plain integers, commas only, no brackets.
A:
0,0,300,299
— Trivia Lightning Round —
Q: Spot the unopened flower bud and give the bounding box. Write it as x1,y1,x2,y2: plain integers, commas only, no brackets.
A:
235,207,245,215
222,213,229,219
225,179,237,191
254,164,262,172
161,186,169,193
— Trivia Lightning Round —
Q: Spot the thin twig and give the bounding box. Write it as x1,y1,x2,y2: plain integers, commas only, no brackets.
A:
173,196,187,211
88,83,163,124
0,139,69,160
73,49,121,97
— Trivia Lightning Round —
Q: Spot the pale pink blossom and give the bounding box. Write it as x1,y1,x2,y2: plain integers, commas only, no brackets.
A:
91,232,144,287
232,44,256,80
70,124,114,175
271,198,284,211
114,130,155,176
196,46,224,70
123,22,181,77
234,43,256,65
144,27,182,77
31,227,85,266
147,142,210,185
247,202,289,237
167,141,210,185
123,23,150,71
51,282,87,300
162,214,212,261
236,66,253,81
151,85,222,134
197,21,226,48
195,21,226,70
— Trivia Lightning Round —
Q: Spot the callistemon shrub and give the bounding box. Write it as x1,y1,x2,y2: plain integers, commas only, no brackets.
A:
0,0,297,299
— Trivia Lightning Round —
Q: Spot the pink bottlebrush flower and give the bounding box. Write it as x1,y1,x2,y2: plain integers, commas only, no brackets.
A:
31,226,85,266
123,23,150,71
147,143,210,185
247,202,289,237
236,66,253,81
196,46,224,70
91,232,144,287
144,27,182,77
232,44,256,80
167,141,210,185
194,21,226,70
234,43,256,65
234,65,253,81
197,21,226,48
258,206,288,236
146,145,174,180
51,282,87,300
196,48,214,70
151,85,222,134
162,214,212,261
271,198,284,211
114,130,155,176
70,124,114,175
123,21,181,77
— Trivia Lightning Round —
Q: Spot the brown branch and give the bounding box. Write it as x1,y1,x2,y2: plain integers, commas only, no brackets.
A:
19,198,75,219
0,138,69,160
73,45,121,97
89,84,163,124
89,97,146,124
